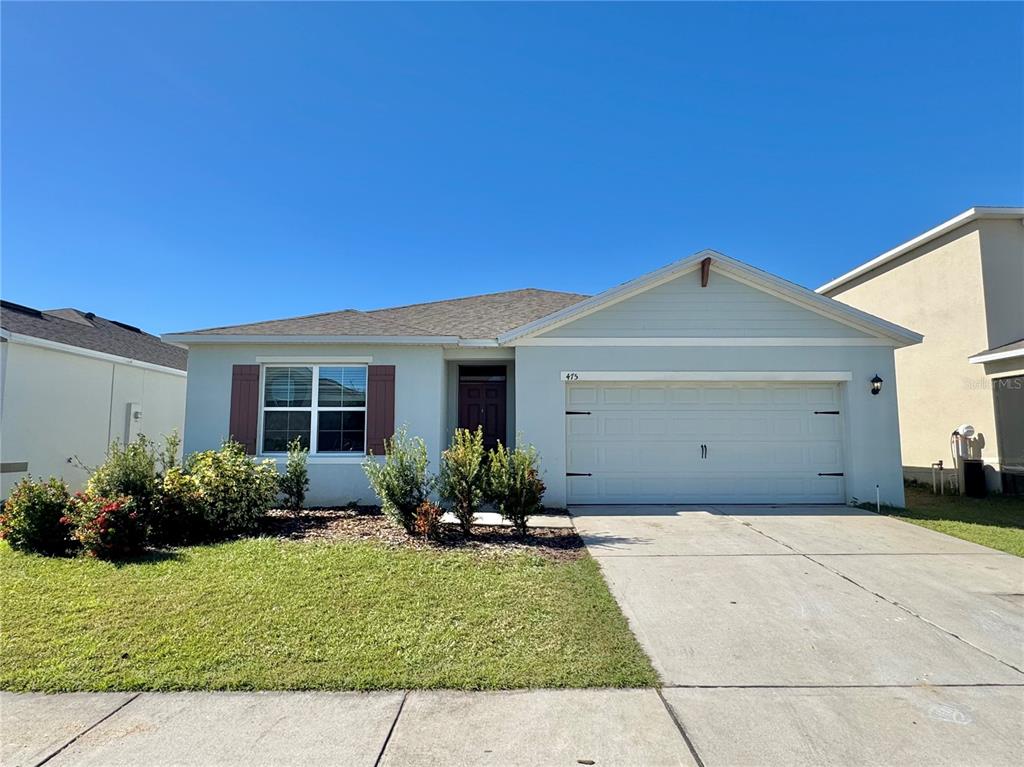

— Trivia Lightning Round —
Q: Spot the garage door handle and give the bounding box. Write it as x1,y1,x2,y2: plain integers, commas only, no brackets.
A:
565,411,592,416
814,410,840,415
818,472,844,477
566,472,592,477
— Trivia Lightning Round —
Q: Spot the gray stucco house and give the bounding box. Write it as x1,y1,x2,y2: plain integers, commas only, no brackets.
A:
165,251,921,508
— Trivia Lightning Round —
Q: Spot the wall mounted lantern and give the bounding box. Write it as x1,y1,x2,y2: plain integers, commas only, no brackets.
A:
870,374,883,396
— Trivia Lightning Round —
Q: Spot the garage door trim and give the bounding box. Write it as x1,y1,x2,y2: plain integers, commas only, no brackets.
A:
560,370,854,382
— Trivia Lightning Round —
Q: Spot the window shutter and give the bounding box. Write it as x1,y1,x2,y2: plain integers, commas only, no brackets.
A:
229,364,260,455
366,365,396,455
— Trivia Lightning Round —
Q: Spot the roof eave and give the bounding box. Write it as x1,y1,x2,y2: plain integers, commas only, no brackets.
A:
968,347,1024,365
817,207,1024,295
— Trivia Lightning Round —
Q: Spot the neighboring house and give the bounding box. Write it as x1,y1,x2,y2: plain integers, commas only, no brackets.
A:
819,207,1024,493
167,251,920,509
0,301,188,497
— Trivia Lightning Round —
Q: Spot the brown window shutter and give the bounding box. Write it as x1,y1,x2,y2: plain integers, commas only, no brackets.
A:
366,365,396,455
229,364,260,455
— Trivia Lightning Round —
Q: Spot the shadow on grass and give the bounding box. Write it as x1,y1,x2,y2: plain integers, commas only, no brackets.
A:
106,548,184,568
861,487,1024,532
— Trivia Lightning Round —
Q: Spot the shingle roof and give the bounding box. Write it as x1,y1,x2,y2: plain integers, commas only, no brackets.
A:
174,289,590,340
1,302,188,371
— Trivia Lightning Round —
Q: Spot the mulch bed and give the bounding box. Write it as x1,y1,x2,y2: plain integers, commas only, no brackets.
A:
259,507,587,562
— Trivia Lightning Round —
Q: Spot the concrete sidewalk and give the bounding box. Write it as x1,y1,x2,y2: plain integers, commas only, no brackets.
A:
1,688,697,767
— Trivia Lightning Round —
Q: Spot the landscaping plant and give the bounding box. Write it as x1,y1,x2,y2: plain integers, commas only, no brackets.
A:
279,436,310,512
185,440,279,536
68,493,146,559
0,476,73,555
362,426,434,534
439,427,487,536
86,435,162,517
414,500,444,541
155,466,208,545
486,442,546,536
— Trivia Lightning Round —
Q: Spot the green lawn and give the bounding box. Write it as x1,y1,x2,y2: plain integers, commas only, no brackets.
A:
0,538,656,692
886,486,1024,557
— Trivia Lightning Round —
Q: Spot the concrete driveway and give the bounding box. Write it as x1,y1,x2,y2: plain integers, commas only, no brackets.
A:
573,504,1024,766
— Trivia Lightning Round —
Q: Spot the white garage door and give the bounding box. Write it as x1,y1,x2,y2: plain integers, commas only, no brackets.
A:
566,381,845,504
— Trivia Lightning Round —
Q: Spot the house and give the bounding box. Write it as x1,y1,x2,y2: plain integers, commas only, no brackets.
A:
165,251,921,508
0,301,188,497
819,207,1024,494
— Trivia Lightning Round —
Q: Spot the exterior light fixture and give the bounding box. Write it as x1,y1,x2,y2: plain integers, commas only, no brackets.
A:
870,375,883,396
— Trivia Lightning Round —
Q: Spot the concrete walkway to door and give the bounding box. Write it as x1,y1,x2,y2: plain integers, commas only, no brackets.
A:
572,503,1024,766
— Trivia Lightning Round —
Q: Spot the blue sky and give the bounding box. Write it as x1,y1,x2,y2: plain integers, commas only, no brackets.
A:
2,2,1022,334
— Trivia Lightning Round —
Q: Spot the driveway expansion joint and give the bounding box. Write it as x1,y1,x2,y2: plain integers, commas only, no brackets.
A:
373,689,407,767
655,688,706,767
722,511,1024,678
33,692,141,767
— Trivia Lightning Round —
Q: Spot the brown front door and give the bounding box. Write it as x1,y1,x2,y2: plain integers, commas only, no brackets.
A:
458,366,507,451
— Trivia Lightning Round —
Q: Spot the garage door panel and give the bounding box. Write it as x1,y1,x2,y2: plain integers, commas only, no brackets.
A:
566,381,845,504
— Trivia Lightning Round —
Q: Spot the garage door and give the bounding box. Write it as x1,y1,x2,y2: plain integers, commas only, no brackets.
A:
566,381,845,504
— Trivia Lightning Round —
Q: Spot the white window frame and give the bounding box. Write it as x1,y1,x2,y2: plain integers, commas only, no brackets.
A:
258,363,368,457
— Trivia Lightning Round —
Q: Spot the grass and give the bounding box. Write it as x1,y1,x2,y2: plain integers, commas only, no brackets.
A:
874,485,1024,557
0,538,657,693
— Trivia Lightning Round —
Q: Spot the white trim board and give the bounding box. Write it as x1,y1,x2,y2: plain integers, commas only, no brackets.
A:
497,250,922,347
968,347,1024,364
817,206,1024,295
255,355,373,363
559,371,854,382
4,331,187,377
519,337,898,347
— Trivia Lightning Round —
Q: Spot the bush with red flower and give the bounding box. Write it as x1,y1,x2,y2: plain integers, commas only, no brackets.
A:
67,492,147,559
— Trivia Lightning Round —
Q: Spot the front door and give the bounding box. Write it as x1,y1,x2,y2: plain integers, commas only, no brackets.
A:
458,366,507,451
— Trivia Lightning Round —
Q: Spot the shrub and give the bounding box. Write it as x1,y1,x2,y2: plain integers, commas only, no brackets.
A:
414,500,444,541
279,436,309,512
0,477,73,555
439,427,487,536
153,466,207,545
86,433,179,521
363,426,434,533
486,442,546,536
186,441,279,537
68,493,146,559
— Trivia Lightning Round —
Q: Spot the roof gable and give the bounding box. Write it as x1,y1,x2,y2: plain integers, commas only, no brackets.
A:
499,250,923,347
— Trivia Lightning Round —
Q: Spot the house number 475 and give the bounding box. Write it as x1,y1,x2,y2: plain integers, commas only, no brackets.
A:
564,372,580,381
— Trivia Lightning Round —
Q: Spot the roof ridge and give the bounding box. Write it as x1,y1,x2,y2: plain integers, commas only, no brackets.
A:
367,287,589,314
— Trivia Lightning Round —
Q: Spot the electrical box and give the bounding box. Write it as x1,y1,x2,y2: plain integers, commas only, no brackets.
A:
125,402,143,443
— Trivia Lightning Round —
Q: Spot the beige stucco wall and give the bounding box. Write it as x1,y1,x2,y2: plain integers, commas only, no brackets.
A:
979,219,1024,350
826,223,999,475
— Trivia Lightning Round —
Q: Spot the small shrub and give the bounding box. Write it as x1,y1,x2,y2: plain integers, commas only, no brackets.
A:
0,477,73,555
363,426,434,533
439,427,487,536
186,441,279,537
414,500,444,540
153,466,207,545
486,442,546,536
68,493,146,559
279,436,310,512
88,434,162,518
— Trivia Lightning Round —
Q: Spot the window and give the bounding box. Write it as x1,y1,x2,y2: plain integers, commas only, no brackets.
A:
261,365,367,454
